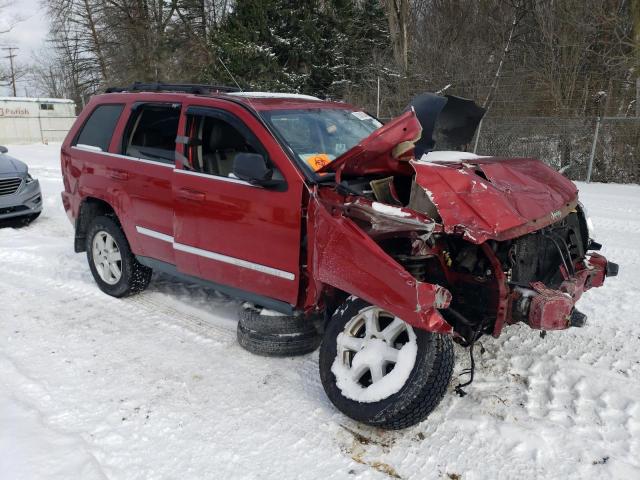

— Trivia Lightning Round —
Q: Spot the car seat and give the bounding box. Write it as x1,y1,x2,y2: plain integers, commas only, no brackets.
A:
203,121,251,176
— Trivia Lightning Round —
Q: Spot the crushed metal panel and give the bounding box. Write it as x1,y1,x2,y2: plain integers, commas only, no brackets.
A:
410,157,579,243
308,195,452,333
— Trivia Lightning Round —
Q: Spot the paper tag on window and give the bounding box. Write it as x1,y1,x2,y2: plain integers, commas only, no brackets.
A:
351,111,370,120
352,111,383,127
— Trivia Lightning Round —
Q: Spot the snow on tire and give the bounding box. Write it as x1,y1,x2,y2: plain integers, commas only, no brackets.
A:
319,296,454,430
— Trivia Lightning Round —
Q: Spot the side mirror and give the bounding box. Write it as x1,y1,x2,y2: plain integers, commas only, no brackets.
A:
0,146,7,154
233,153,282,188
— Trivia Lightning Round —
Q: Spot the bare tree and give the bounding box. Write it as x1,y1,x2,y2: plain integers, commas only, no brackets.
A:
383,0,409,73
0,0,17,35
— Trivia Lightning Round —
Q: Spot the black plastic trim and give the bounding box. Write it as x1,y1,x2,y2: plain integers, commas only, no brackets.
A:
135,255,295,315
105,82,240,94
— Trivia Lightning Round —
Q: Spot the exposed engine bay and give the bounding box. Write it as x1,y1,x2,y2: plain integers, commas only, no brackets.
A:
309,92,617,355
323,164,606,345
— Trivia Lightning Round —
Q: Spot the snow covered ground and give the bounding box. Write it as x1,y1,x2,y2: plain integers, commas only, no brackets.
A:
1,143,639,480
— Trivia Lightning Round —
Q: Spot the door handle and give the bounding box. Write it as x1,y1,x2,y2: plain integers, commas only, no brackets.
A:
108,169,129,181
178,188,205,202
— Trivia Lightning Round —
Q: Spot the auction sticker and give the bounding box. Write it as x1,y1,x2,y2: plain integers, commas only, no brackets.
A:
303,153,332,171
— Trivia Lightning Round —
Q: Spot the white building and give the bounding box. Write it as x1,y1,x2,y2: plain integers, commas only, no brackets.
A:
0,97,77,144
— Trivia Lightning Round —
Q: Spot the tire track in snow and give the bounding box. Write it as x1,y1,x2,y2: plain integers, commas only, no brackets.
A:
0,261,235,348
0,240,238,344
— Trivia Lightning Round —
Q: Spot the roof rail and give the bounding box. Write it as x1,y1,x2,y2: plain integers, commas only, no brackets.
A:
104,82,241,95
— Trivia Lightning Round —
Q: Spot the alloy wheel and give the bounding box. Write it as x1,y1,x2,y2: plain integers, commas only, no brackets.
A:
333,306,417,402
92,230,122,285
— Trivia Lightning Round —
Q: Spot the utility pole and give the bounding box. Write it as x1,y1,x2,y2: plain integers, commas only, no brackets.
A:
587,116,601,183
636,77,639,117
1,46,19,97
376,76,380,118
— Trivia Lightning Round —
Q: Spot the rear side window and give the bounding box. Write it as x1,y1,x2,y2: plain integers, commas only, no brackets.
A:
123,104,180,163
75,104,124,151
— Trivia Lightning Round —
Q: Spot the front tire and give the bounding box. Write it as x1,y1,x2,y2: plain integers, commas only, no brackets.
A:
319,297,454,430
86,216,152,297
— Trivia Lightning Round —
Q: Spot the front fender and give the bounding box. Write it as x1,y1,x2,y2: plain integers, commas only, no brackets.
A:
307,194,452,333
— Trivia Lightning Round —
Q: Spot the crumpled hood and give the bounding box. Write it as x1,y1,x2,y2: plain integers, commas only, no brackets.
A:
317,105,579,243
320,94,485,176
411,155,579,243
0,153,27,177
318,110,422,177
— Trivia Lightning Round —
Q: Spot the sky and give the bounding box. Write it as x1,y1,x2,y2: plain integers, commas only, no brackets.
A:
0,0,49,96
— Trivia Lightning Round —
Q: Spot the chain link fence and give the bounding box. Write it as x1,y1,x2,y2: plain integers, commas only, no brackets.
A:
472,116,640,184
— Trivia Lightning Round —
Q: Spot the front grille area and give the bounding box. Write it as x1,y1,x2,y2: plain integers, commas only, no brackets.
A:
502,212,588,289
0,177,22,196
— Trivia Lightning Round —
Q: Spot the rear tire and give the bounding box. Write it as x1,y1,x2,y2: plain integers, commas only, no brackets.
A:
237,307,321,357
319,296,454,429
86,215,152,297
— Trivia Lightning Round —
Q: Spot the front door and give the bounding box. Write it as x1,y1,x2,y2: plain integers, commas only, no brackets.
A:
172,103,304,306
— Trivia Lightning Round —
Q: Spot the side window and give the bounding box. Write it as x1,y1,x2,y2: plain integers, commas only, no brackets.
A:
75,104,124,152
185,113,282,180
124,104,180,163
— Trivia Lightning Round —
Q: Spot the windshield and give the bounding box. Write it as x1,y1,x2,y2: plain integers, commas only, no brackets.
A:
261,108,382,172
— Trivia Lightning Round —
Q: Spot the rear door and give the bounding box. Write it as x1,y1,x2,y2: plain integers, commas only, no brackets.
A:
69,101,179,263
112,102,180,263
172,101,305,306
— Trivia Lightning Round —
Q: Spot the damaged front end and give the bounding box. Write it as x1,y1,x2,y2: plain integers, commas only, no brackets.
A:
307,93,618,344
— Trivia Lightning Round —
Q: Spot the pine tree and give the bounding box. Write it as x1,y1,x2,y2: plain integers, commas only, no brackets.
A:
208,0,390,97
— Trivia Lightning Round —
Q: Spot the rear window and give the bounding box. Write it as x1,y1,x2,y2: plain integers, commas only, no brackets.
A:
75,104,124,151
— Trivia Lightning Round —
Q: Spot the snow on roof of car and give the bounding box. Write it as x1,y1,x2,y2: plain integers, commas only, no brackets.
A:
0,97,75,104
228,92,321,101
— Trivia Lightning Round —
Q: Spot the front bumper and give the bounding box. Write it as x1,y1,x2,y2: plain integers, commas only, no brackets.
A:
0,178,43,220
518,253,618,331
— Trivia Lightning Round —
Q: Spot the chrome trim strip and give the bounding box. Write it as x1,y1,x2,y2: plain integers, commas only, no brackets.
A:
136,226,174,243
135,225,295,281
71,146,174,168
76,143,103,152
173,168,255,187
173,242,295,280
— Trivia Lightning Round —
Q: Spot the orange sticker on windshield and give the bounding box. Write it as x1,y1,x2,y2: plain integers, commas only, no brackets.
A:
306,154,331,171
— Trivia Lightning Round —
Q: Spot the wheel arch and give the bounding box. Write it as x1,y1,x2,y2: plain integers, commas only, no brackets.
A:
320,286,351,327
74,197,119,252
308,195,453,334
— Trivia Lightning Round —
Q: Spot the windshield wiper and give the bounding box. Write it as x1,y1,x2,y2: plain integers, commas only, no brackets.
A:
314,172,336,183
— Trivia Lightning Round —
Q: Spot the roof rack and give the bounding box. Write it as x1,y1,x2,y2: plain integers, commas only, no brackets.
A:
104,82,241,95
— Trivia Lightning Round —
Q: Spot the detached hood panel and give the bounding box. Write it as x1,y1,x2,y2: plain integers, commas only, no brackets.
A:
411,157,578,243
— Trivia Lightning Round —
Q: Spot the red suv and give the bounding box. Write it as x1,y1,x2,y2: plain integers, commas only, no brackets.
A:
61,83,617,429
